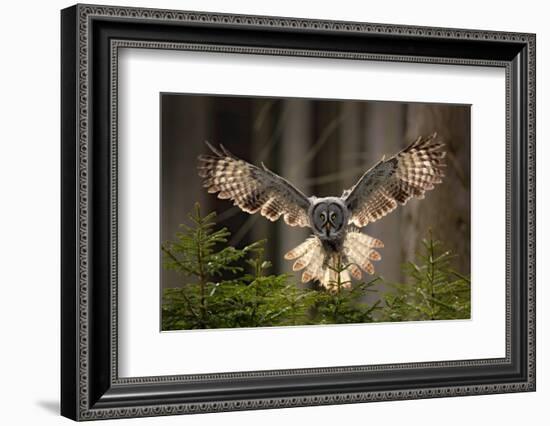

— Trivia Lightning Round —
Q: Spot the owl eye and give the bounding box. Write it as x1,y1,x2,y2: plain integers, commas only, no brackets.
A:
330,212,337,221
320,212,327,221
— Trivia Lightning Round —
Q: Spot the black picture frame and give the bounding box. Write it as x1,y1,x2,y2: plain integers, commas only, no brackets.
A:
61,4,536,421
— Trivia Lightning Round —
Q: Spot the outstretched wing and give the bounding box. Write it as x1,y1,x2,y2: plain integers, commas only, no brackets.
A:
197,143,312,227
344,133,446,227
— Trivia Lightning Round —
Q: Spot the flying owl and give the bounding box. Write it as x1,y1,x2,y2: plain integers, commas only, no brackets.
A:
197,133,445,291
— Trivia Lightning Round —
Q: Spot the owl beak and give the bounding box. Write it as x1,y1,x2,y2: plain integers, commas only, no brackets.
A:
324,221,332,235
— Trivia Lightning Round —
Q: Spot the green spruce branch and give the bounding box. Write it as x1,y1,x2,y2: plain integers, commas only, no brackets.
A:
162,204,470,330
379,230,471,322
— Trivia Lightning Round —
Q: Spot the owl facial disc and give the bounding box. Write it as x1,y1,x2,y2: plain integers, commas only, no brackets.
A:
310,198,347,241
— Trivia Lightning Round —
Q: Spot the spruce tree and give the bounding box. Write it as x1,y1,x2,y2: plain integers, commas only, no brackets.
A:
161,204,470,330
380,230,471,322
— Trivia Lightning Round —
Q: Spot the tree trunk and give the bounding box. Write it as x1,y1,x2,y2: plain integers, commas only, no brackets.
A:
360,102,406,298
161,95,210,289
402,104,471,275
276,99,312,275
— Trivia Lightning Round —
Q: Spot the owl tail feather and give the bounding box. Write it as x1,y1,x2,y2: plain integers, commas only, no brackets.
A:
284,231,383,292
342,231,384,280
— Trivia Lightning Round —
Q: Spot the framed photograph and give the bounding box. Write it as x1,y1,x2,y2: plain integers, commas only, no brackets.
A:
61,4,536,421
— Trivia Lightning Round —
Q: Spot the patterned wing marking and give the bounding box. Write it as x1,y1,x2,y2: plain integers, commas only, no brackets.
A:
344,133,446,227
198,143,311,227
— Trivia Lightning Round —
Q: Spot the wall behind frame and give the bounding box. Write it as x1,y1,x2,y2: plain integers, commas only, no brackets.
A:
0,0,545,425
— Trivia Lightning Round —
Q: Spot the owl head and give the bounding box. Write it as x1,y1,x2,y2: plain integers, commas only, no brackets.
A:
309,197,348,241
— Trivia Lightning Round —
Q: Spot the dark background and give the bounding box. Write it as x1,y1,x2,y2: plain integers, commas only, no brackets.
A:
161,94,470,302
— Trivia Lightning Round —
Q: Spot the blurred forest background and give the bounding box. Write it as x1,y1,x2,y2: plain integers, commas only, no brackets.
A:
161,94,470,306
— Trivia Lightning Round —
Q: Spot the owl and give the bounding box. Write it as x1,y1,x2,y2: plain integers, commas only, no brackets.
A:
197,133,445,291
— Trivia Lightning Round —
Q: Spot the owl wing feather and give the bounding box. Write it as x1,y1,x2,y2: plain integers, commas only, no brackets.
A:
198,142,312,227
344,133,446,227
